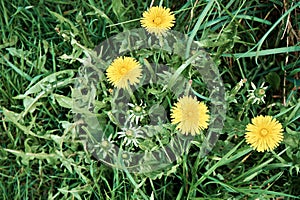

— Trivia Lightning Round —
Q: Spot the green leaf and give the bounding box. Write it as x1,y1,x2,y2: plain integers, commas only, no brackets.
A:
0,35,18,49
87,4,114,25
284,127,300,149
14,70,75,99
53,94,72,109
2,54,32,81
4,148,57,166
47,9,80,35
112,0,126,22
3,107,50,140
266,71,281,90
23,96,42,113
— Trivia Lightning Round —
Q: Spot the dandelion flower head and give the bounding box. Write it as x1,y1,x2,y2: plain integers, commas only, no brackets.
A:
117,124,144,147
106,57,142,89
128,101,147,124
247,82,268,104
245,115,283,152
141,6,175,36
171,95,209,135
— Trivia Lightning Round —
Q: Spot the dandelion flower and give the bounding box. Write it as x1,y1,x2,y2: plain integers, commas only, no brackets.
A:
117,123,144,147
120,152,132,166
141,6,175,35
94,135,115,158
171,95,209,135
247,82,268,104
106,57,142,89
128,101,147,124
245,115,283,152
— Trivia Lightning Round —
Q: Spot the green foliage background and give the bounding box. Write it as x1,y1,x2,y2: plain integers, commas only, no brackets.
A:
0,0,299,199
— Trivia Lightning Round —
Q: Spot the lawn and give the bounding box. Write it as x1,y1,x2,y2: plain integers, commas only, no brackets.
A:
0,0,300,199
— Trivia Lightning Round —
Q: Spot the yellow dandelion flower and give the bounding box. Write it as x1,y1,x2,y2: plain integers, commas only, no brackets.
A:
106,57,142,89
171,95,210,135
141,6,175,35
245,115,284,152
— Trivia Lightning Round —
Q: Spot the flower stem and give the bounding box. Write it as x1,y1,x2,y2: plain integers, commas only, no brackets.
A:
127,86,137,104
237,99,251,121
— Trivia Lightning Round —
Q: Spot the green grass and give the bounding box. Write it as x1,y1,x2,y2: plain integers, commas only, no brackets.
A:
1,0,300,199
